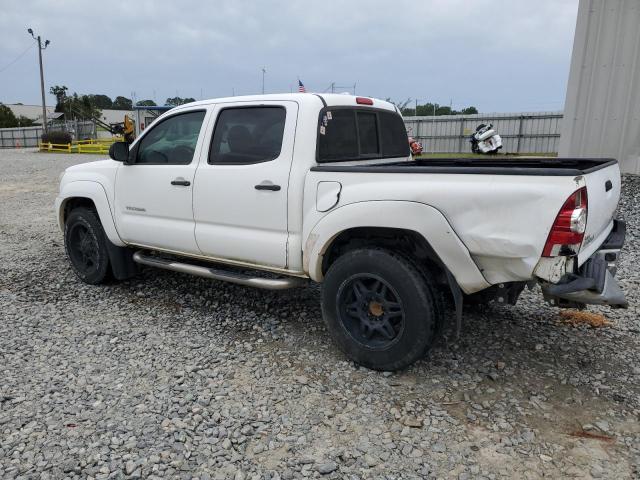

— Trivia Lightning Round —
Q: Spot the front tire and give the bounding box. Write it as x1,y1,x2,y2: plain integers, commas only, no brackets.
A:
321,249,440,371
64,207,111,285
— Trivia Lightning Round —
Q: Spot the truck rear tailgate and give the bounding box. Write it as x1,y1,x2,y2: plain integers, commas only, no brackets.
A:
579,161,622,264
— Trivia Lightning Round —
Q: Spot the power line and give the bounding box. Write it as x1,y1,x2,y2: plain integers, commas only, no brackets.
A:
0,42,35,74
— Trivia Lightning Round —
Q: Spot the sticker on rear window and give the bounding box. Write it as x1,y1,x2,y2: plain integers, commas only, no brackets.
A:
326,111,332,120
319,126,326,135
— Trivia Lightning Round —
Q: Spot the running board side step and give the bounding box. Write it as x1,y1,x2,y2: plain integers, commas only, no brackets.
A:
132,251,307,290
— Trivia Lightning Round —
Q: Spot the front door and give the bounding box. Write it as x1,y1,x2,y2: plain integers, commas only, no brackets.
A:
193,101,298,268
114,109,208,254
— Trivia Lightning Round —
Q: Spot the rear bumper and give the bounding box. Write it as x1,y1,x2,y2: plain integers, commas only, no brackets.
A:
539,220,627,308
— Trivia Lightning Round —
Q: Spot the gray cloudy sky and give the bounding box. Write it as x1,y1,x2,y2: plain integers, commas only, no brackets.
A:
1,0,579,112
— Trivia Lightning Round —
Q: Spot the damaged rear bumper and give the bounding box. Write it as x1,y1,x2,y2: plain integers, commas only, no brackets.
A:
537,220,627,309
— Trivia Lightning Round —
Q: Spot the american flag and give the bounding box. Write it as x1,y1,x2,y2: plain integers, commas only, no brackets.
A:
298,80,306,93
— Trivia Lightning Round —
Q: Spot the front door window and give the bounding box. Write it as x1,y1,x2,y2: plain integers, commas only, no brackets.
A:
136,111,205,164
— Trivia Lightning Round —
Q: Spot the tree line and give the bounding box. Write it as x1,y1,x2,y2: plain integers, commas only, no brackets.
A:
49,85,196,120
389,98,478,116
1,91,480,129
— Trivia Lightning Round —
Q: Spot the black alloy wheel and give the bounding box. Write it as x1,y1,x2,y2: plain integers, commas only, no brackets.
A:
337,274,405,349
321,248,442,371
67,222,99,275
64,207,111,284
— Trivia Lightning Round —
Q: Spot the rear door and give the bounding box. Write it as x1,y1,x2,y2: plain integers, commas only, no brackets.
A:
193,101,298,268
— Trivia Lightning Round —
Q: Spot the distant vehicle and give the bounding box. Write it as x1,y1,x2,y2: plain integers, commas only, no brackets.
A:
471,123,502,154
55,93,627,371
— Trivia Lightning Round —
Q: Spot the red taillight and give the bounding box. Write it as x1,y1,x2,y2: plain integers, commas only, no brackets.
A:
356,97,373,105
542,187,588,257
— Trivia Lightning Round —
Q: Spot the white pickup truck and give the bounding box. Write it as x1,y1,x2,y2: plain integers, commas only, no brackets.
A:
55,93,627,371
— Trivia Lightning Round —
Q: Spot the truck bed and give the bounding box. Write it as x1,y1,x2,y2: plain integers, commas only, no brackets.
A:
311,157,618,176
307,155,621,286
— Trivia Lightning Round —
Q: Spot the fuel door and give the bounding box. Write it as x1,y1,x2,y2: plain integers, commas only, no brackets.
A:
316,181,342,212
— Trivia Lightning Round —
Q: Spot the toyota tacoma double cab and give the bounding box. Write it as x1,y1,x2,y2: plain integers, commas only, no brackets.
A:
55,93,627,371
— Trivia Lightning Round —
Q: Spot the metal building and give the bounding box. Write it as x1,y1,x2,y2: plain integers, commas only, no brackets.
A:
559,0,640,173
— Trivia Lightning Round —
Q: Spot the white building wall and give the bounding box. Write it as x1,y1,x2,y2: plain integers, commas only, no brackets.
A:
559,0,640,174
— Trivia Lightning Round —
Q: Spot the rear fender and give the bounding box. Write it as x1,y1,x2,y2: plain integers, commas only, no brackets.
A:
56,180,125,247
304,201,490,294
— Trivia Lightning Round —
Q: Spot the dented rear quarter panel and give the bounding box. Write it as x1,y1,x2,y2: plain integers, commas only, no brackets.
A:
303,170,587,287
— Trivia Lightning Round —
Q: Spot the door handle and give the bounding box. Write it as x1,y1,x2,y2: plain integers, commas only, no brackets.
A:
255,184,281,191
171,179,191,186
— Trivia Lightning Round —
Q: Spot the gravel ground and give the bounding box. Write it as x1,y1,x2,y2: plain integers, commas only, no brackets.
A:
1,149,639,480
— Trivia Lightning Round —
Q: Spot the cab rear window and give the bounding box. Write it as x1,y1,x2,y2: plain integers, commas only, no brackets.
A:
318,108,409,162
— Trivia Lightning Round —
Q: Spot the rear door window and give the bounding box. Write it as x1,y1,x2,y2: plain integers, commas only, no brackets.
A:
318,108,408,162
209,107,286,164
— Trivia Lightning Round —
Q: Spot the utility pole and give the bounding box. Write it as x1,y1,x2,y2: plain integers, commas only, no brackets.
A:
261,67,266,94
28,28,50,133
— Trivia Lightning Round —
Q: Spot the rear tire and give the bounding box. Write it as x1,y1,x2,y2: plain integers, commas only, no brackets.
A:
64,207,111,285
321,248,439,371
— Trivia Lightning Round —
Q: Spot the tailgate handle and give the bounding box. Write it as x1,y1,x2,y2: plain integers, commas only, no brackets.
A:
605,180,613,192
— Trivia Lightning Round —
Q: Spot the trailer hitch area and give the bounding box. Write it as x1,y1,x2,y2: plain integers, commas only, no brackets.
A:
541,257,627,309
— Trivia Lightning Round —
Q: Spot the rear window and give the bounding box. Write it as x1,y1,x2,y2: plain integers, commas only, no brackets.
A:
380,111,410,157
318,108,408,162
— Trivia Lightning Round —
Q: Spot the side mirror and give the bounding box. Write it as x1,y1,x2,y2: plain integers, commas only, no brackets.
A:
109,141,130,163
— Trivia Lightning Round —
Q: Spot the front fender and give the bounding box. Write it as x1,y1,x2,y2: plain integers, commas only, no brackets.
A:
303,201,490,294
55,180,125,247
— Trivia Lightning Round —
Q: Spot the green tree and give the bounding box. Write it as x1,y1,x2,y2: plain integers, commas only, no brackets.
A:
62,93,102,120
50,85,68,112
136,99,157,107
165,96,196,107
460,106,478,115
0,104,18,127
87,94,113,109
112,96,133,110
398,101,479,117
0,104,34,128
50,86,116,119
